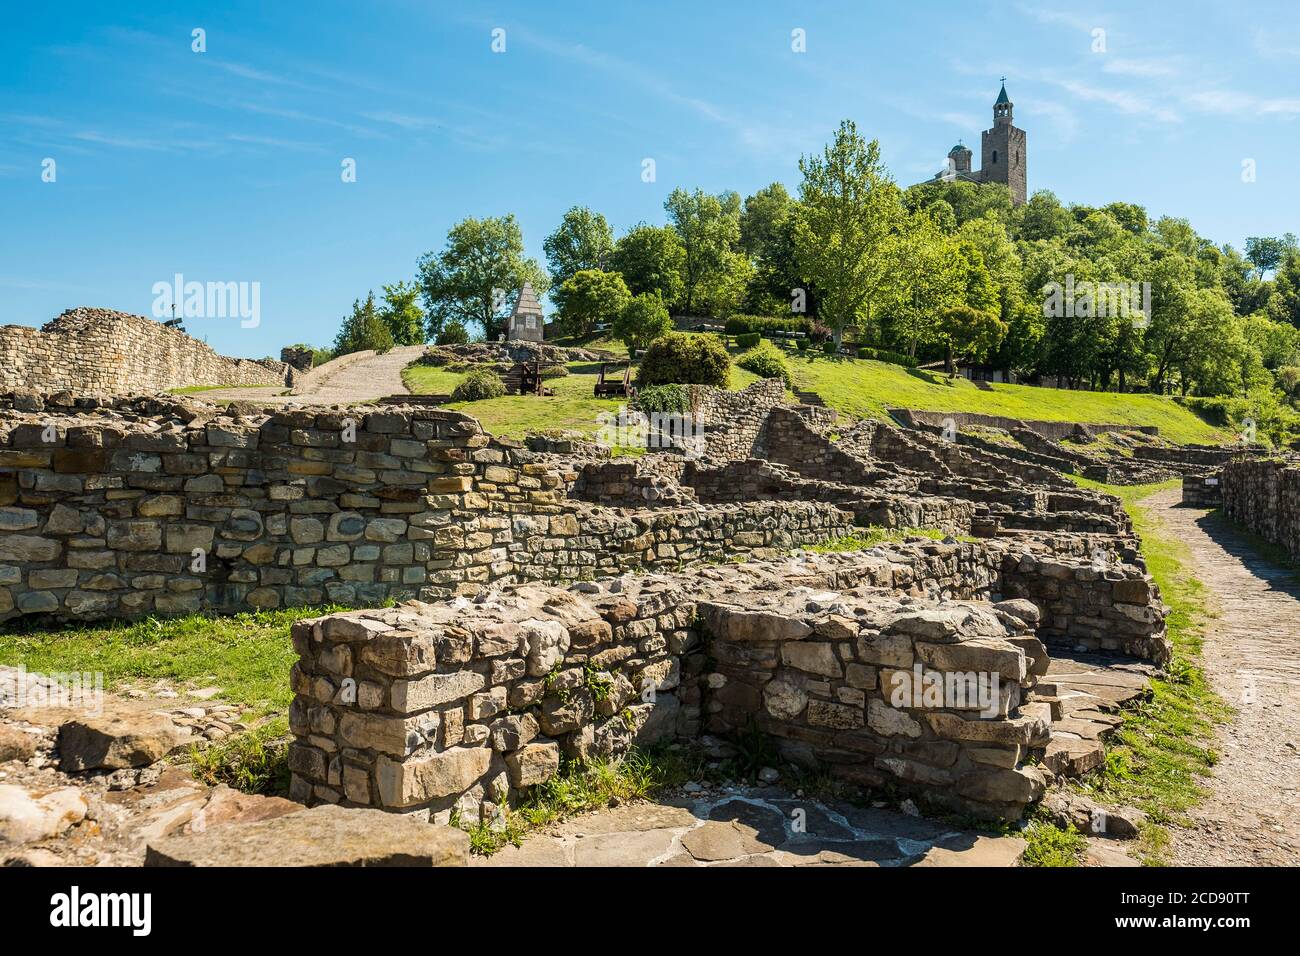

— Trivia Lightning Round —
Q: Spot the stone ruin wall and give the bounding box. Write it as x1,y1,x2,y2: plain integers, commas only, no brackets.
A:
892,408,1159,441
0,308,296,394
0,395,853,623
286,547,1166,825
1182,473,1223,508
1221,459,1300,561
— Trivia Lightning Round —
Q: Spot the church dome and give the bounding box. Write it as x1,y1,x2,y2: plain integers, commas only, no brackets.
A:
948,142,970,155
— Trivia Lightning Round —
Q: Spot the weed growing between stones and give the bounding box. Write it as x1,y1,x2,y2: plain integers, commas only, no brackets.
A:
808,527,951,552
189,718,291,796
453,747,679,855
1022,817,1087,867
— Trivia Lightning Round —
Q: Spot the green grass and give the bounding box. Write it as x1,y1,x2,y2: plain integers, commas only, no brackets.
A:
189,716,291,795
456,747,689,855
403,359,761,441
1062,476,1230,865
1022,818,1088,867
0,607,349,717
783,352,1227,445
410,339,1227,446
167,384,284,395
808,526,957,551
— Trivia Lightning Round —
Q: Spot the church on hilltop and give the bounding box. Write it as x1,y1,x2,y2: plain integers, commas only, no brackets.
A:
918,81,1027,205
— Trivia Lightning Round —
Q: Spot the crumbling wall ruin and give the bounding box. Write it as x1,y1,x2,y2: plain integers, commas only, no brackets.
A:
1221,458,1300,561
287,546,1166,824
0,308,296,394
0,394,852,622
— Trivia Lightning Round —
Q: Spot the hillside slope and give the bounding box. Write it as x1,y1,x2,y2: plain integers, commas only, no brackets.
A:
789,354,1226,445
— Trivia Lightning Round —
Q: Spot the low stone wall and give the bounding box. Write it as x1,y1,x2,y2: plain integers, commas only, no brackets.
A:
287,545,1168,824
892,408,1158,440
286,554,1058,823
0,395,852,622
1221,459,1300,560
0,308,295,394
1182,473,1223,508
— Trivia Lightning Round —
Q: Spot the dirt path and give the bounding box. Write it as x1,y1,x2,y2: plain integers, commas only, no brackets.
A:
1145,488,1300,865
200,344,427,405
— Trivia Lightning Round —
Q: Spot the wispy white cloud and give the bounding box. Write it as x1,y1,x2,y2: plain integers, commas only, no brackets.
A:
1055,78,1181,123
1253,28,1300,59
1102,57,1179,78
1015,3,1101,33
226,133,324,151
72,130,213,151
1184,89,1300,117
362,110,442,131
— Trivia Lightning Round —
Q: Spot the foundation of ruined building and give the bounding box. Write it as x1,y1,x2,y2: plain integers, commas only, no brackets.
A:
286,548,1165,823
1,378,1189,825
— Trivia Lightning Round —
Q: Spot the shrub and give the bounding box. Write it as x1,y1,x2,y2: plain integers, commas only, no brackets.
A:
856,346,918,368
796,338,809,352
539,364,569,379
451,369,506,402
735,332,761,349
735,341,792,386
436,321,470,345
821,340,838,354
809,323,832,344
723,314,814,336
634,383,693,415
636,331,731,388
612,292,673,354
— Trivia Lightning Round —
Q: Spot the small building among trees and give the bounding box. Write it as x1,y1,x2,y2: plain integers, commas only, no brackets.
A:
506,282,545,342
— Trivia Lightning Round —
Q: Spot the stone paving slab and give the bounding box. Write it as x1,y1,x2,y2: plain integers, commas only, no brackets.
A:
472,789,1027,868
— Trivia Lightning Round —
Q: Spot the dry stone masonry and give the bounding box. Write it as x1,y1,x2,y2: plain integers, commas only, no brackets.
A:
0,371,1189,835
0,392,851,622
1221,458,1300,561
287,547,1165,823
0,308,296,394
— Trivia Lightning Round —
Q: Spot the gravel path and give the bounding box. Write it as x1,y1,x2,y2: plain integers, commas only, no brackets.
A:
199,345,427,405
1146,488,1300,866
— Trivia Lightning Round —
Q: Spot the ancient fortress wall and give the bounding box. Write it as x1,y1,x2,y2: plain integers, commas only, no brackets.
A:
1221,459,1300,561
0,308,295,394
0,396,852,623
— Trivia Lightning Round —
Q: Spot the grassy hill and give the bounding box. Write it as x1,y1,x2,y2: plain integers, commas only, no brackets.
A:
788,353,1226,445
403,359,760,440
403,337,1226,446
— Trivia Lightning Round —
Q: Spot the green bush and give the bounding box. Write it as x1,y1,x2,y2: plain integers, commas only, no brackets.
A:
539,365,569,379
736,341,792,386
436,322,470,345
634,383,693,415
613,292,673,354
735,332,761,349
636,331,731,388
451,369,506,402
856,346,918,368
796,338,809,352
821,340,838,354
723,315,813,336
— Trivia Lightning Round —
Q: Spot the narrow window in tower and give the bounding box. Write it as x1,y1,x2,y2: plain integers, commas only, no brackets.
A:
992,150,998,164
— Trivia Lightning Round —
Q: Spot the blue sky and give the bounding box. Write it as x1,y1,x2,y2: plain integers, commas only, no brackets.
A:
2,1,1297,358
